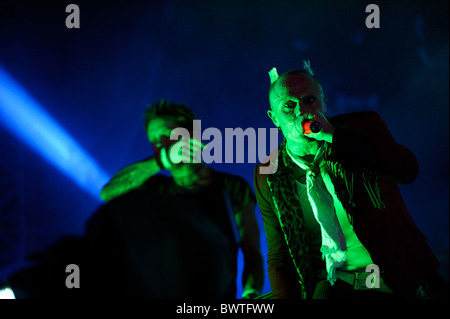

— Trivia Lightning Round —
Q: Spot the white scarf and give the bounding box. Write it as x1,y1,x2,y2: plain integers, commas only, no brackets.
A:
287,144,347,285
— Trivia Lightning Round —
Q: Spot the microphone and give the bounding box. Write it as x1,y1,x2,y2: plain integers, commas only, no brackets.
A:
303,120,322,134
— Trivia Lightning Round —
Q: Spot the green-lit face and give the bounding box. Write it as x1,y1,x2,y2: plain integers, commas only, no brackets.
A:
147,117,181,150
268,73,326,146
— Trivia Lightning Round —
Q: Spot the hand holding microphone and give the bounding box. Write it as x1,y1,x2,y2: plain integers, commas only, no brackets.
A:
301,115,334,143
302,120,322,135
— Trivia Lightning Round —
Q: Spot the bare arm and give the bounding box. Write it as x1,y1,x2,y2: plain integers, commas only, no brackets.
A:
236,201,265,298
100,137,204,202
100,156,162,202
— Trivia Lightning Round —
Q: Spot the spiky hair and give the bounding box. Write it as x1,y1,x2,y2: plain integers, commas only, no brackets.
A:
268,60,325,102
268,60,316,85
143,99,196,133
303,60,315,76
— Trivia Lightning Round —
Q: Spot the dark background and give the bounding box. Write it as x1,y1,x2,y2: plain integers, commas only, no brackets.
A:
0,0,448,297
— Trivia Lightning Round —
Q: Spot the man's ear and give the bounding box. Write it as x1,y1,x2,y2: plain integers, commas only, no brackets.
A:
267,109,279,127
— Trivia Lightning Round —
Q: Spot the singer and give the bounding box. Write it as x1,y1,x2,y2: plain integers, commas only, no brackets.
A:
254,61,448,299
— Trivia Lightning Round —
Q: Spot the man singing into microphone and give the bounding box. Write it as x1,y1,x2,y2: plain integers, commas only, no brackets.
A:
253,61,447,299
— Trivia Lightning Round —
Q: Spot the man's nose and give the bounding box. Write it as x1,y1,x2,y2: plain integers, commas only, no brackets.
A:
294,103,309,117
296,101,314,117
294,103,302,117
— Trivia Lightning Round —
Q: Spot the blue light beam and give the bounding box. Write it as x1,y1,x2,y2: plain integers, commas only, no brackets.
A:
0,66,110,199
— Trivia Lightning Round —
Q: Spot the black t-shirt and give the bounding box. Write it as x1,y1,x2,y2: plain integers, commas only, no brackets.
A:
142,170,255,212
87,169,255,298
